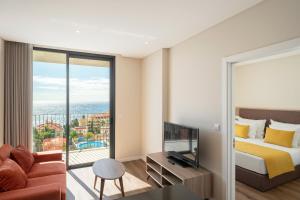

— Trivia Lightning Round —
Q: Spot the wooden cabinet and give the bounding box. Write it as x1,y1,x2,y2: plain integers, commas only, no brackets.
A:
146,152,212,199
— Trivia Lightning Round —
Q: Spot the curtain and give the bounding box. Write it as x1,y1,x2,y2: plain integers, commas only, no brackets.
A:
4,41,33,149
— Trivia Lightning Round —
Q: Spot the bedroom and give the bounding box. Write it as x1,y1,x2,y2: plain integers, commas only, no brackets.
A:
233,50,300,199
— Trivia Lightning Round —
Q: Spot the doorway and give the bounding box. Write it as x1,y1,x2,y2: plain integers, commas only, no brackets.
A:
32,47,115,169
222,38,300,200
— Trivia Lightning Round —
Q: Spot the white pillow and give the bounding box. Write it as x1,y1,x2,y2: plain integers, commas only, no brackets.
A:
236,116,266,139
235,121,258,138
270,120,300,130
270,120,300,147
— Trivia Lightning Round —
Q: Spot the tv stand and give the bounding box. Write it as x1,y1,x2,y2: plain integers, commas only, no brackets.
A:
167,156,189,167
146,152,212,199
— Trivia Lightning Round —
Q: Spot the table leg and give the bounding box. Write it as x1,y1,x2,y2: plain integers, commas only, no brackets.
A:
100,179,105,200
94,176,97,189
119,177,125,197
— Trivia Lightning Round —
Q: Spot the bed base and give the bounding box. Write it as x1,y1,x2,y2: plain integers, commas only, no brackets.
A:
236,165,300,191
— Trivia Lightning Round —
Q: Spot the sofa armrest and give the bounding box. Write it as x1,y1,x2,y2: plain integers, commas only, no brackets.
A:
0,184,61,200
32,150,63,163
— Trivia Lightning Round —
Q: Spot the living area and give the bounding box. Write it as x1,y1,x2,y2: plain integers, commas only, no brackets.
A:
1,1,300,200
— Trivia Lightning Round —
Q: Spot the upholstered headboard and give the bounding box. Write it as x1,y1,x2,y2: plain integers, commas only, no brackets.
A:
236,108,300,126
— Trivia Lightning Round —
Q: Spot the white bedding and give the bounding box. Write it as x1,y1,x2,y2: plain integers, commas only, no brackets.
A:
235,137,300,175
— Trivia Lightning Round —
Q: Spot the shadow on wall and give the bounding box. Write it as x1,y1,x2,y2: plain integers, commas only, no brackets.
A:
198,130,223,200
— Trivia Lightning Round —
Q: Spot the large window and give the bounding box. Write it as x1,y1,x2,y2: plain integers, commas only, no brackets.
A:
32,48,115,168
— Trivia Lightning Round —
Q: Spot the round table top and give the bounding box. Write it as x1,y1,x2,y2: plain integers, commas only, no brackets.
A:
92,158,125,180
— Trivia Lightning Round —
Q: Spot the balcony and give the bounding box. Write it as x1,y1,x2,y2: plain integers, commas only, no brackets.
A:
32,112,110,166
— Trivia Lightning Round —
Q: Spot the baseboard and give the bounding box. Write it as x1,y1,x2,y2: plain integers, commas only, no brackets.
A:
117,155,144,162
141,155,146,161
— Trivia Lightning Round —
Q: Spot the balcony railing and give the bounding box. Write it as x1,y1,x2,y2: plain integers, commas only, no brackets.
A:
32,113,110,153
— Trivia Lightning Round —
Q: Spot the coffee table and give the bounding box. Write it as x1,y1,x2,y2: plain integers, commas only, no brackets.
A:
92,158,126,200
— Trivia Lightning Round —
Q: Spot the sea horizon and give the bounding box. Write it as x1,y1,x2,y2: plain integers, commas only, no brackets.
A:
33,102,110,116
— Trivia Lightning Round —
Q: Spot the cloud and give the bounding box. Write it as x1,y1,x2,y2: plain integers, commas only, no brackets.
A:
33,75,109,103
33,76,65,86
38,86,63,90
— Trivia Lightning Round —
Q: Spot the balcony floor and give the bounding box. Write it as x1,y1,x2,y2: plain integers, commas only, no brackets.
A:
63,148,109,166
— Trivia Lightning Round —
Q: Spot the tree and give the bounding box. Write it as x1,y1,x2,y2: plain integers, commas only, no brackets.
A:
88,120,94,132
33,125,59,152
71,118,79,128
33,127,43,152
70,130,78,140
86,132,94,141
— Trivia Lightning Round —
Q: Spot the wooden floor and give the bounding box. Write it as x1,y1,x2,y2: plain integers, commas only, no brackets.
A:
236,179,300,200
67,159,158,200
123,159,159,190
67,159,300,199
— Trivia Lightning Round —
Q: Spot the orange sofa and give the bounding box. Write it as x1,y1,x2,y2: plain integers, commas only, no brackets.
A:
0,144,66,200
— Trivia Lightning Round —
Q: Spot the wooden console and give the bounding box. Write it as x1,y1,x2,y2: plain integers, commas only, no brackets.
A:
146,152,212,199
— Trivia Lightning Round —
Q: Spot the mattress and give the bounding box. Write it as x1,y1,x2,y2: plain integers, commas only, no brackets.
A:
235,137,300,175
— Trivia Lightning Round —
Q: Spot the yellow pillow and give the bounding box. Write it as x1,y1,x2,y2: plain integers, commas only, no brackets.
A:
235,124,249,138
264,128,295,148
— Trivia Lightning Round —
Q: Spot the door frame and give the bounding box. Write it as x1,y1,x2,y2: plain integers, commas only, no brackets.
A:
221,37,300,200
33,47,115,169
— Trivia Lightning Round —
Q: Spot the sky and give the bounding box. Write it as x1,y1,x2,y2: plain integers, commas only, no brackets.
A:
33,61,110,104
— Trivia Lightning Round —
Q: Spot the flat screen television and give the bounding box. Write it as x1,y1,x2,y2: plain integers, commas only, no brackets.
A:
163,122,200,168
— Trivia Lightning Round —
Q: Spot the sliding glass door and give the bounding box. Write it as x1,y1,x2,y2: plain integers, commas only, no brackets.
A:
32,48,115,169
67,54,114,168
32,51,67,153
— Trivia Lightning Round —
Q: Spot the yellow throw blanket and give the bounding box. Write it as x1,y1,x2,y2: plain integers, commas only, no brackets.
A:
236,141,295,178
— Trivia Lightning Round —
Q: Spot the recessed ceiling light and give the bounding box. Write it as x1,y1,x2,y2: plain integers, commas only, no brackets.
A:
144,41,149,45
76,30,80,33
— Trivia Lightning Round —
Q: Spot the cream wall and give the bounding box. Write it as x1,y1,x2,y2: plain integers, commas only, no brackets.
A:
141,49,168,155
0,38,4,146
142,0,300,199
235,54,300,110
115,55,142,160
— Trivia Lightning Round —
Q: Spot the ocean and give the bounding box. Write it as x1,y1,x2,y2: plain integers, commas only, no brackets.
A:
33,102,109,115
33,102,110,126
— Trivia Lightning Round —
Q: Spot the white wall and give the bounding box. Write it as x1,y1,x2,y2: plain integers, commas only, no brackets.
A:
141,49,168,155
142,0,300,199
141,50,162,155
0,38,4,146
115,55,142,161
235,54,300,110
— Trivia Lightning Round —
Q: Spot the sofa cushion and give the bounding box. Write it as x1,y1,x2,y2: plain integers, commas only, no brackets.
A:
0,183,62,200
0,144,13,161
0,158,27,191
33,151,62,163
27,161,66,178
11,145,34,173
27,174,66,200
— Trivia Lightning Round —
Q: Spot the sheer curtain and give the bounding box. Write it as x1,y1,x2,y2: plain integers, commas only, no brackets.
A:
4,41,33,149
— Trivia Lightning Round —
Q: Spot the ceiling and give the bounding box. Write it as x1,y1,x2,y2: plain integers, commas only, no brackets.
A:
0,0,261,58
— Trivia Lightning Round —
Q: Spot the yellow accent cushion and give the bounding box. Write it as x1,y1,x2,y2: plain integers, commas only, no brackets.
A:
235,124,249,138
264,128,295,148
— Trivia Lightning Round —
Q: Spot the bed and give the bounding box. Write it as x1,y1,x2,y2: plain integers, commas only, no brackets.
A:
235,108,300,191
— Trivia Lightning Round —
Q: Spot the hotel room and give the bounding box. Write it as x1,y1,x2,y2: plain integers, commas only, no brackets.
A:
233,52,300,199
0,1,300,200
